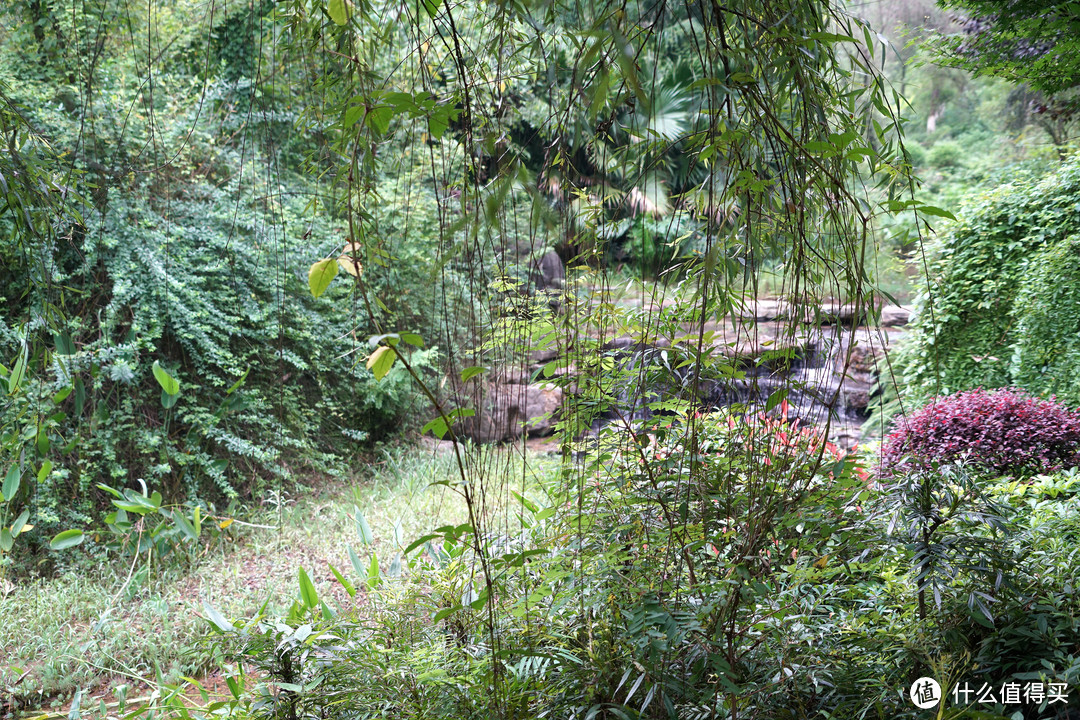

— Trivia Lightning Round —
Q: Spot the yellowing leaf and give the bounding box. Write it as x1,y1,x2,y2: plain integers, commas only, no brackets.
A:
338,243,363,277
366,346,396,381
309,258,339,298
218,518,234,530
327,0,349,25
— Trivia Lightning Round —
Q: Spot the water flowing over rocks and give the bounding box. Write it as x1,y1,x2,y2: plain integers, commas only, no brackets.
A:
455,297,911,446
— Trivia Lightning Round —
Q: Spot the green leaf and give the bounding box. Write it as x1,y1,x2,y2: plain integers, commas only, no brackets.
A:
50,529,84,550
172,510,198,542
366,105,394,136
348,545,365,579
421,0,438,17
421,416,449,439
327,0,349,25
404,532,440,555
765,388,788,413
428,105,453,139
52,386,72,404
298,567,318,608
7,350,25,394
917,204,957,221
203,602,235,632
96,483,122,498
366,553,380,590
37,461,52,484
399,332,424,348
354,506,373,544
2,467,19,502
226,368,249,395
433,605,461,622
328,562,356,597
11,509,30,536
366,346,396,380
152,361,180,396
460,366,485,382
54,332,75,356
0,529,11,552
308,258,339,298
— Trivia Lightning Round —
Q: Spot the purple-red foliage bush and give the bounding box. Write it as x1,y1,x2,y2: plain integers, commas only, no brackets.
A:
879,388,1080,477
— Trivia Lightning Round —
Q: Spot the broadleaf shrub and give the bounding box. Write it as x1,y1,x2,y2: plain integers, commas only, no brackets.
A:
879,388,1080,477
894,154,1080,409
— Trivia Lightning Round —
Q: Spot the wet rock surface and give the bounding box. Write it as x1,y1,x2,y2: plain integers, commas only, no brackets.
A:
455,297,910,446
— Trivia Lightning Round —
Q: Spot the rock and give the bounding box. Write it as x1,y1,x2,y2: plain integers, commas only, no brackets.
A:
525,383,562,437
734,299,790,321
456,379,563,443
880,305,912,327
532,249,565,290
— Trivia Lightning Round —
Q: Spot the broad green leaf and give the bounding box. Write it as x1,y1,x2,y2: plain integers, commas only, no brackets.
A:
7,350,25,394
512,491,539,514
365,105,394,136
348,545,365,578
421,0,438,17
161,389,180,409
404,532,440,555
298,566,318,608
54,332,75,356
328,562,356,597
421,416,449,439
11,509,30,536
226,368,249,395
37,461,52,484
2,467,19,502
366,553,380,590
917,204,957,221
96,483,122,498
399,332,424,348
433,605,461,622
308,258,339,298
203,602,235,632
327,0,349,25
765,388,788,413
353,505,373,544
172,510,198,542
0,529,11,552
366,346,396,380
50,529,84,550
428,105,452,139
152,361,180,396
460,366,485,382
52,386,72,404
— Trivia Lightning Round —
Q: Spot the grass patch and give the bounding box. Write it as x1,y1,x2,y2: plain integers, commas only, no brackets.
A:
0,443,559,712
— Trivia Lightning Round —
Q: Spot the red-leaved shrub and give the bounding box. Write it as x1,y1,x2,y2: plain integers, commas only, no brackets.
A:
879,388,1080,477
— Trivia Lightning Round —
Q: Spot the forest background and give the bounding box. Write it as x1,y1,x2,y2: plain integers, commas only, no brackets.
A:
3,0,1080,718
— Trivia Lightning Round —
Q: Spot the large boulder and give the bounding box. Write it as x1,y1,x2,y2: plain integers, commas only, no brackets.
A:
531,249,565,290
455,374,563,443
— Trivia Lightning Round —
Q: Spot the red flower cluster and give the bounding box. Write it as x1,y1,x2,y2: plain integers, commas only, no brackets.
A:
879,388,1080,477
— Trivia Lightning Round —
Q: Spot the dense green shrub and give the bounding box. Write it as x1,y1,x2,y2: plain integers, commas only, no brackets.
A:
928,139,964,168
897,153,1080,406
1011,235,1080,403
0,3,459,552
214,411,885,719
